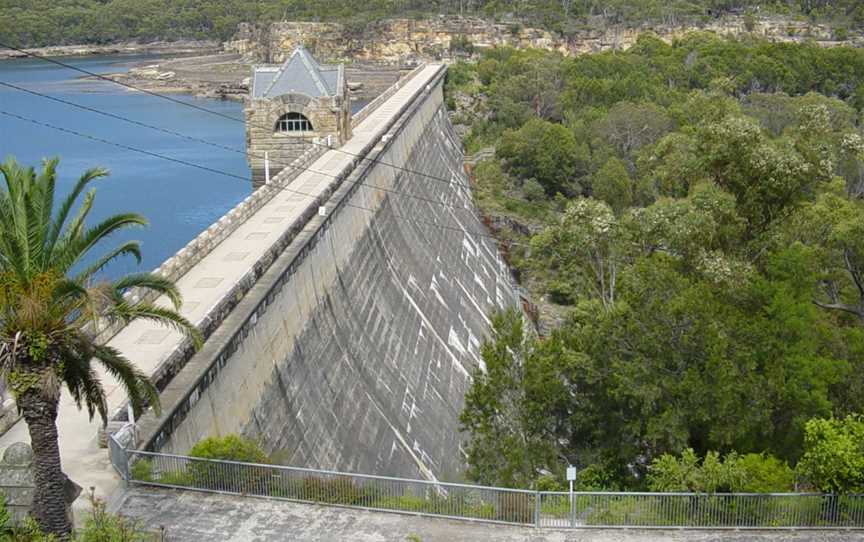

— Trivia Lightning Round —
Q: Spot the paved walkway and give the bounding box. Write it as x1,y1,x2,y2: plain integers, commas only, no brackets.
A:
0,64,445,516
112,487,864,542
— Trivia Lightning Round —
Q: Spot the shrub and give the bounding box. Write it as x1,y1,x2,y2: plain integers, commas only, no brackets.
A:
0,494,11,537
270,476,370,505
11,518,56,541
449,35,474,55
76,492,148,542
834,27,849,41
574,464,621,491
743,12,757,32
188,435,268,463
156,470,193,487
648,449,752,493
299,476,365,505
797,415,864,494
446,62,474,90
373,495,430,513
522,179,546,202
735,453,794,493
534,473,565,492
160,434,274,493
129,459,153,483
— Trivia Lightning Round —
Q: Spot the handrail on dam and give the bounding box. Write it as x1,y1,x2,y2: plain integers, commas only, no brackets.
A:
351,63,429,128
108,436,864,530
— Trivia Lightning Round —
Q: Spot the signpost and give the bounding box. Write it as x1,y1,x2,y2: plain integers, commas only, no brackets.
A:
567,465,576,527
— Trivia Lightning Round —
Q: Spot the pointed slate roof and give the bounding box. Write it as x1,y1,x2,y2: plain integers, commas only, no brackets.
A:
251,46,342,99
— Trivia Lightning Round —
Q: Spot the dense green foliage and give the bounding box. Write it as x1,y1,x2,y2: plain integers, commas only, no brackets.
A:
647,449,795,492
187,434,269,463
132,435,269,492
0,491,149,541
797,415,864,493
454,34,864,491
1,0,863,48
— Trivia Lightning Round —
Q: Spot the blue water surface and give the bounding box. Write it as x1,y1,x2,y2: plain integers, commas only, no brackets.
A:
0,54,251,279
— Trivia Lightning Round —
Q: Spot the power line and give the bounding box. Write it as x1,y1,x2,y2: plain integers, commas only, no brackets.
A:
0,44,246,122
0,80,473,213
1,109,249,181
0,108,529,249
0,43,466,190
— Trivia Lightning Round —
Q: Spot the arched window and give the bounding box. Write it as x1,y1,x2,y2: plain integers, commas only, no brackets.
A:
275,112,313,133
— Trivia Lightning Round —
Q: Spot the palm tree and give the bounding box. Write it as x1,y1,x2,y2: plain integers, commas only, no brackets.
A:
0,157,201,537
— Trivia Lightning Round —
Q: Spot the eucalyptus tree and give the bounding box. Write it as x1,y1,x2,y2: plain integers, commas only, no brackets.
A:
0,157,200,537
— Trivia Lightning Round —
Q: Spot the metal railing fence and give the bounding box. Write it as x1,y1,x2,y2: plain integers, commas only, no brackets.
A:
536,491,864,529
108,438,864,530
122,446,536,526
107,431,129,481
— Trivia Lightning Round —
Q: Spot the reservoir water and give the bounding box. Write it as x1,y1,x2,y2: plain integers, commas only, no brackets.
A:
0,54,251,278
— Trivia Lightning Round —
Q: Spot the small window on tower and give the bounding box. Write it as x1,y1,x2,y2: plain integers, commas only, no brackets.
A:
275,112,313,133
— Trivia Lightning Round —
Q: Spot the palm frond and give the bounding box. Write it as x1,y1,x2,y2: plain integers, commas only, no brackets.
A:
59,188,95,248
74,241,142,284
24,158,60,269
92,344,160,417
46,166,108,261
106,302,202,349
0,160,31,277
53,213,147,274
35,158,58,241
52,279,89,304
62,347,108,423
111,272,181,308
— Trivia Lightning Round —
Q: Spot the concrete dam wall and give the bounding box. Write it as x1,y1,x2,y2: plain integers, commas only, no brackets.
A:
140,70,518,482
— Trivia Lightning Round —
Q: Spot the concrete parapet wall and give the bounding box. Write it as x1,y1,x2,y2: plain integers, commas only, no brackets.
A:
152,145,323,286
136,68,517,481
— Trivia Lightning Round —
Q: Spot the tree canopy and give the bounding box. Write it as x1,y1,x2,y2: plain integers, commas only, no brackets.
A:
452,35,864,491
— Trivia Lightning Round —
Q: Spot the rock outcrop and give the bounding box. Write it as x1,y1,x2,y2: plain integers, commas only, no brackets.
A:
225,15,862,64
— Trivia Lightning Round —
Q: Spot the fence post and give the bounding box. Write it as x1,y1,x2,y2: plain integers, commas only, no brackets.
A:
107,434,130,482
535,491,541,528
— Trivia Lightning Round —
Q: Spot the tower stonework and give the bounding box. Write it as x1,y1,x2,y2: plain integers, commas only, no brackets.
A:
245,46,351,186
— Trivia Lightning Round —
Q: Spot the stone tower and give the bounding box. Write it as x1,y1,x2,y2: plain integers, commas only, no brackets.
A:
245,46,351,186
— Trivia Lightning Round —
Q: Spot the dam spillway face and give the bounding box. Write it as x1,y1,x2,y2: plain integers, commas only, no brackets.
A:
156,77,518,482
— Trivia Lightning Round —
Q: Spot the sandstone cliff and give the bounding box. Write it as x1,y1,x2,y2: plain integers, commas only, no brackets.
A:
225,15,862,64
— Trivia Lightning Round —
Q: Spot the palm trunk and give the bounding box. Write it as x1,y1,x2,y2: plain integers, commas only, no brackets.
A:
18,388,73,538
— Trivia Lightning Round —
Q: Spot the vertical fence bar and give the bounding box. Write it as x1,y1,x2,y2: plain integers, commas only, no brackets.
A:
534,491,541,527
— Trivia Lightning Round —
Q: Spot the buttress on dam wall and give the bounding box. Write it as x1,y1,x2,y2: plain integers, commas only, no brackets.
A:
136,67,518,482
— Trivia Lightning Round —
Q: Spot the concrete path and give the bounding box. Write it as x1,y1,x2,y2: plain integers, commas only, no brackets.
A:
0,64,445,516
112,487,864,542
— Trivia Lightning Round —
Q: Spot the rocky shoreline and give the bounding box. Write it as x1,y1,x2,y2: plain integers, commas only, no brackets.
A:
0,40,247,101
93,53,402,103
0,40,220,60
98,53,252,101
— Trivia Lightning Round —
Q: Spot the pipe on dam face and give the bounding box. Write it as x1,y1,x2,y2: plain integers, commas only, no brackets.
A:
138,71,519,482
